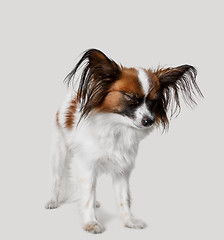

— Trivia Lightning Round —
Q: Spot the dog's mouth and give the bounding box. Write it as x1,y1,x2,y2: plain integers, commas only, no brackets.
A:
132,123,151,129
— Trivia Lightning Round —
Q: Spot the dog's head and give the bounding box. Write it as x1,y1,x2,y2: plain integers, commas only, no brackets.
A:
65,49,202,129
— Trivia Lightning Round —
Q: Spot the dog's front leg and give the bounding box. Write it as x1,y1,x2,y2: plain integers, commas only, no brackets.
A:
112,172,146,229
76,165,105,234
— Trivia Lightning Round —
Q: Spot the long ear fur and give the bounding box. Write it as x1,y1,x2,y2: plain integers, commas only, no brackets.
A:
154,65,203,129
64,49,121,120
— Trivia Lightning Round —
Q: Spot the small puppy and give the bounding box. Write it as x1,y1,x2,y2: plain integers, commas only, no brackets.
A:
45,49,202,234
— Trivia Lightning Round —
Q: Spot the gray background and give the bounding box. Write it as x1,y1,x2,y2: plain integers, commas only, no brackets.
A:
0,0,223,239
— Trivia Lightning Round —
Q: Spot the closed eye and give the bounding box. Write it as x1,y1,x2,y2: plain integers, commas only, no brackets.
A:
123,93,134,100
122,92,140,105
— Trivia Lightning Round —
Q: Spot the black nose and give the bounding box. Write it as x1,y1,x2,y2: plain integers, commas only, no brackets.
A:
141,116,154,127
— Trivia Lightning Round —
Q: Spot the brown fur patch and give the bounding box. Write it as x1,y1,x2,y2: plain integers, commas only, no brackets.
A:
154,66,175,79
84,224,95,232
65,97,77,129
84,222,104,233
97,68,144,113
111,67,144,96
56,110,60,127
97,91,123,113
147,69,161,100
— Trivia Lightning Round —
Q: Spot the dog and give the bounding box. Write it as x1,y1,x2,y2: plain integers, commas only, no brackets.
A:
45,49,202,234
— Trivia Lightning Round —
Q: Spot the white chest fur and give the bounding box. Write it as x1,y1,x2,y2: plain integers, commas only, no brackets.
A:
67,112,151,175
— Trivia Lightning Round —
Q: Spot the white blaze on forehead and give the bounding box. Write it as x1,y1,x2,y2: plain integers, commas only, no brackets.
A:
137,68,150,95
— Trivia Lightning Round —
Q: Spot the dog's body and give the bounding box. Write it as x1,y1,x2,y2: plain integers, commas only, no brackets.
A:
46,49,202,233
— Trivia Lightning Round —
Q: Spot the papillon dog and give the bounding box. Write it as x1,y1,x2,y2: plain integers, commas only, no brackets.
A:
45,49,202,234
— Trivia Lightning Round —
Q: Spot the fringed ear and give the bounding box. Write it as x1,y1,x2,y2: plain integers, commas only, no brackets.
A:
153,65,203,130
64,49,121,119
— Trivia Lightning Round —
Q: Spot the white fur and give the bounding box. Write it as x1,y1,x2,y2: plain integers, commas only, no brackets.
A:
46,93,154,233
137,68,150,95
133,102,154,128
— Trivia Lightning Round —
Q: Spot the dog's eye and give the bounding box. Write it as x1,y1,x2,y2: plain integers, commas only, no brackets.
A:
123,93,139,105
124,93,133,100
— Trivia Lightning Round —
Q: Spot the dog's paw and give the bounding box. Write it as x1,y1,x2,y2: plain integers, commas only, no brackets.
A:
95,201,100,208
83,221,105,234
45,200,59,209
124,218,146,229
